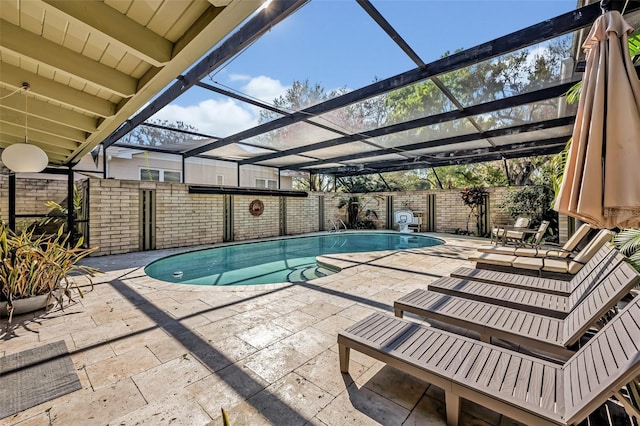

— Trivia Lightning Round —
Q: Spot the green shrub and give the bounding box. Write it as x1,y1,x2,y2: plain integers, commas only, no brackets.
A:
499,185,558,242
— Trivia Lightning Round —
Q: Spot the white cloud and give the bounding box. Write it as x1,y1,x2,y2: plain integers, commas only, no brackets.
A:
241,75,289,104
229,73,251,82
154,99,258,137
153,75,289,138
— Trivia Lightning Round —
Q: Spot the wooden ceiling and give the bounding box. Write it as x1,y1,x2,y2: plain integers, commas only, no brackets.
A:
0,0,262,167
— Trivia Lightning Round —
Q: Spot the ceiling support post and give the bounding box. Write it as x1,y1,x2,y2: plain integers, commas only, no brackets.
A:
431,168,443,189
67,166,76,243
502,157,511,186
8,173,16,231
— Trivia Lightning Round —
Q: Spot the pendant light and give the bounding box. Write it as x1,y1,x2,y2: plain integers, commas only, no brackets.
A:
1,83,49,173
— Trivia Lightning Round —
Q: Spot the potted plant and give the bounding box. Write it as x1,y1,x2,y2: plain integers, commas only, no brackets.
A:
0,223,100,322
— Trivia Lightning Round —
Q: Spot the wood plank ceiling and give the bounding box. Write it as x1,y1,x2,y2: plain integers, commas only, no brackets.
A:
0,0,262,167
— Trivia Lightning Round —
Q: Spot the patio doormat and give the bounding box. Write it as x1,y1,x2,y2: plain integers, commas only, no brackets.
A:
0,340,81,419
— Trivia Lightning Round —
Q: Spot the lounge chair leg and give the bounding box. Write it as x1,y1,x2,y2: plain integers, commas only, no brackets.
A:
614,390,640,421
339,344,350,373
445,391,460,426
394,308,403,318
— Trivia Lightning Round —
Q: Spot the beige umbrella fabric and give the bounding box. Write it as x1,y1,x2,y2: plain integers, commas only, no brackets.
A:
554,10,640,228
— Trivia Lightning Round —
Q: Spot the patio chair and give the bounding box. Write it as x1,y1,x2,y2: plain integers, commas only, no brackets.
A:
478,223,592,258
338,294,640,426
502,220,549,248
393,259,640,360
489,216,530,244
425,246,624,318
469,229,614,279
450,244,616,296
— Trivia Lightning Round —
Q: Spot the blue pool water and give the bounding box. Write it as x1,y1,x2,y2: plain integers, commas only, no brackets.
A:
145,232,443,286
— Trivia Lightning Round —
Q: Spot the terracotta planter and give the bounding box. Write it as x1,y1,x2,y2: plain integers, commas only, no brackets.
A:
0,293,54,318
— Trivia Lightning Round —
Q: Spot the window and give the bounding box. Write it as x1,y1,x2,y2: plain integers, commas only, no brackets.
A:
216,174,224,185
140,168,182,182
164,171,181,183
256,178,277,189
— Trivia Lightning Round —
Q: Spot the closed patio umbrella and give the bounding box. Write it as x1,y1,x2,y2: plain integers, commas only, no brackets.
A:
554,10,640,228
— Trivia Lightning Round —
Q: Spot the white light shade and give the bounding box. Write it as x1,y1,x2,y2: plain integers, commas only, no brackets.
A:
1,143,48,173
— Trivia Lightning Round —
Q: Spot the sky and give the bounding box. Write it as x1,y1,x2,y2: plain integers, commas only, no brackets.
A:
151,0,578,139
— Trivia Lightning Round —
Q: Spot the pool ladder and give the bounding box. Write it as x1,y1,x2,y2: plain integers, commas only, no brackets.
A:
328,219,347,233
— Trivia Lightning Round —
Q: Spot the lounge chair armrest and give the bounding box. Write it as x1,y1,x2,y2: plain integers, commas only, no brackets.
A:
539,245,578,255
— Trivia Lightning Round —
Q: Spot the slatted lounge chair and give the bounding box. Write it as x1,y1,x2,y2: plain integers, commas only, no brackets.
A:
490,217,531,244
450,244,617,296
338,295,640,426
505,220,550,248
469,229,614,279
426,247,625,318
478,223,592,258
393,260,640,360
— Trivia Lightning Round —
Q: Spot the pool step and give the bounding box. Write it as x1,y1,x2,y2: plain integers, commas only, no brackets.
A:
315,267,334,277
287,265,332,282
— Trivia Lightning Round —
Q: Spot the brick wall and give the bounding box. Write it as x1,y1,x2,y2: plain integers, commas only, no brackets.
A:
0,176,536,255
88,179,225,255
233,195,280,241
0,175,69,230
286,195,320,235
89,179,139,255
322,187,517,234
154,183,223,250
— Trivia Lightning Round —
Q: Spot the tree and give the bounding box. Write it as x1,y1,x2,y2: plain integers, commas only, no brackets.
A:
293,173,334,191
499,185,558,242
122,119,199,148
382,38,571,188
336,175,387,193
259,79,388,152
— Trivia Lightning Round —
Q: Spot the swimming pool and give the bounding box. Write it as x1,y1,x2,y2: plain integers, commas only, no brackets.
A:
145,232,443,286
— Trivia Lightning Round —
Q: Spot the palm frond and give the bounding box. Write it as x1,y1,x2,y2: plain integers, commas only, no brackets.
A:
550,139,572,205
566,81,582,105
628,251,640,272
614,228,640,256
628,31,640,60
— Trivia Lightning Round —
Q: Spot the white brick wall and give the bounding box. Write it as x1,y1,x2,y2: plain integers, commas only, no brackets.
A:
0,177,534,255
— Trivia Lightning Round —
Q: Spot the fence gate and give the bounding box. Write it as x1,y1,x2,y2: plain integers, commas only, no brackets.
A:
386,196,394,229
318,196,325,231
425,194,436,232
223,194,233,242
476,193,490,237
279,197,287,236
139,189,156,251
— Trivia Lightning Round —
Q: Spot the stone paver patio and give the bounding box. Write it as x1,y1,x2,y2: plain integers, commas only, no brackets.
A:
1,233,530,425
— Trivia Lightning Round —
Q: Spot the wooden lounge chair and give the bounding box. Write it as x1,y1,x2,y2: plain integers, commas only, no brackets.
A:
504,220,550,248
469,229,614,279
450,244,617,296
426,247,625,318
393,260,640,360
338,295,640,426
478,223,592,257
490,217,530,244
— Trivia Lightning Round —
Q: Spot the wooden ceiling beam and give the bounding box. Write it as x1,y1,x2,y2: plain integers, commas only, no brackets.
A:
0,109,87,142
0,19,137,97
0,63,116,117
0,88,98,133
0,136,75,160
0,121,81,151
41,0,173,67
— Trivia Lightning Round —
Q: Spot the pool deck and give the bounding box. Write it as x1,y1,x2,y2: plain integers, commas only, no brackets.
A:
0,234,534,425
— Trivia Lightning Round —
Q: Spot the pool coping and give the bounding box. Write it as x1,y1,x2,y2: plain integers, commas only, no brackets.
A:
96,231,485,295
